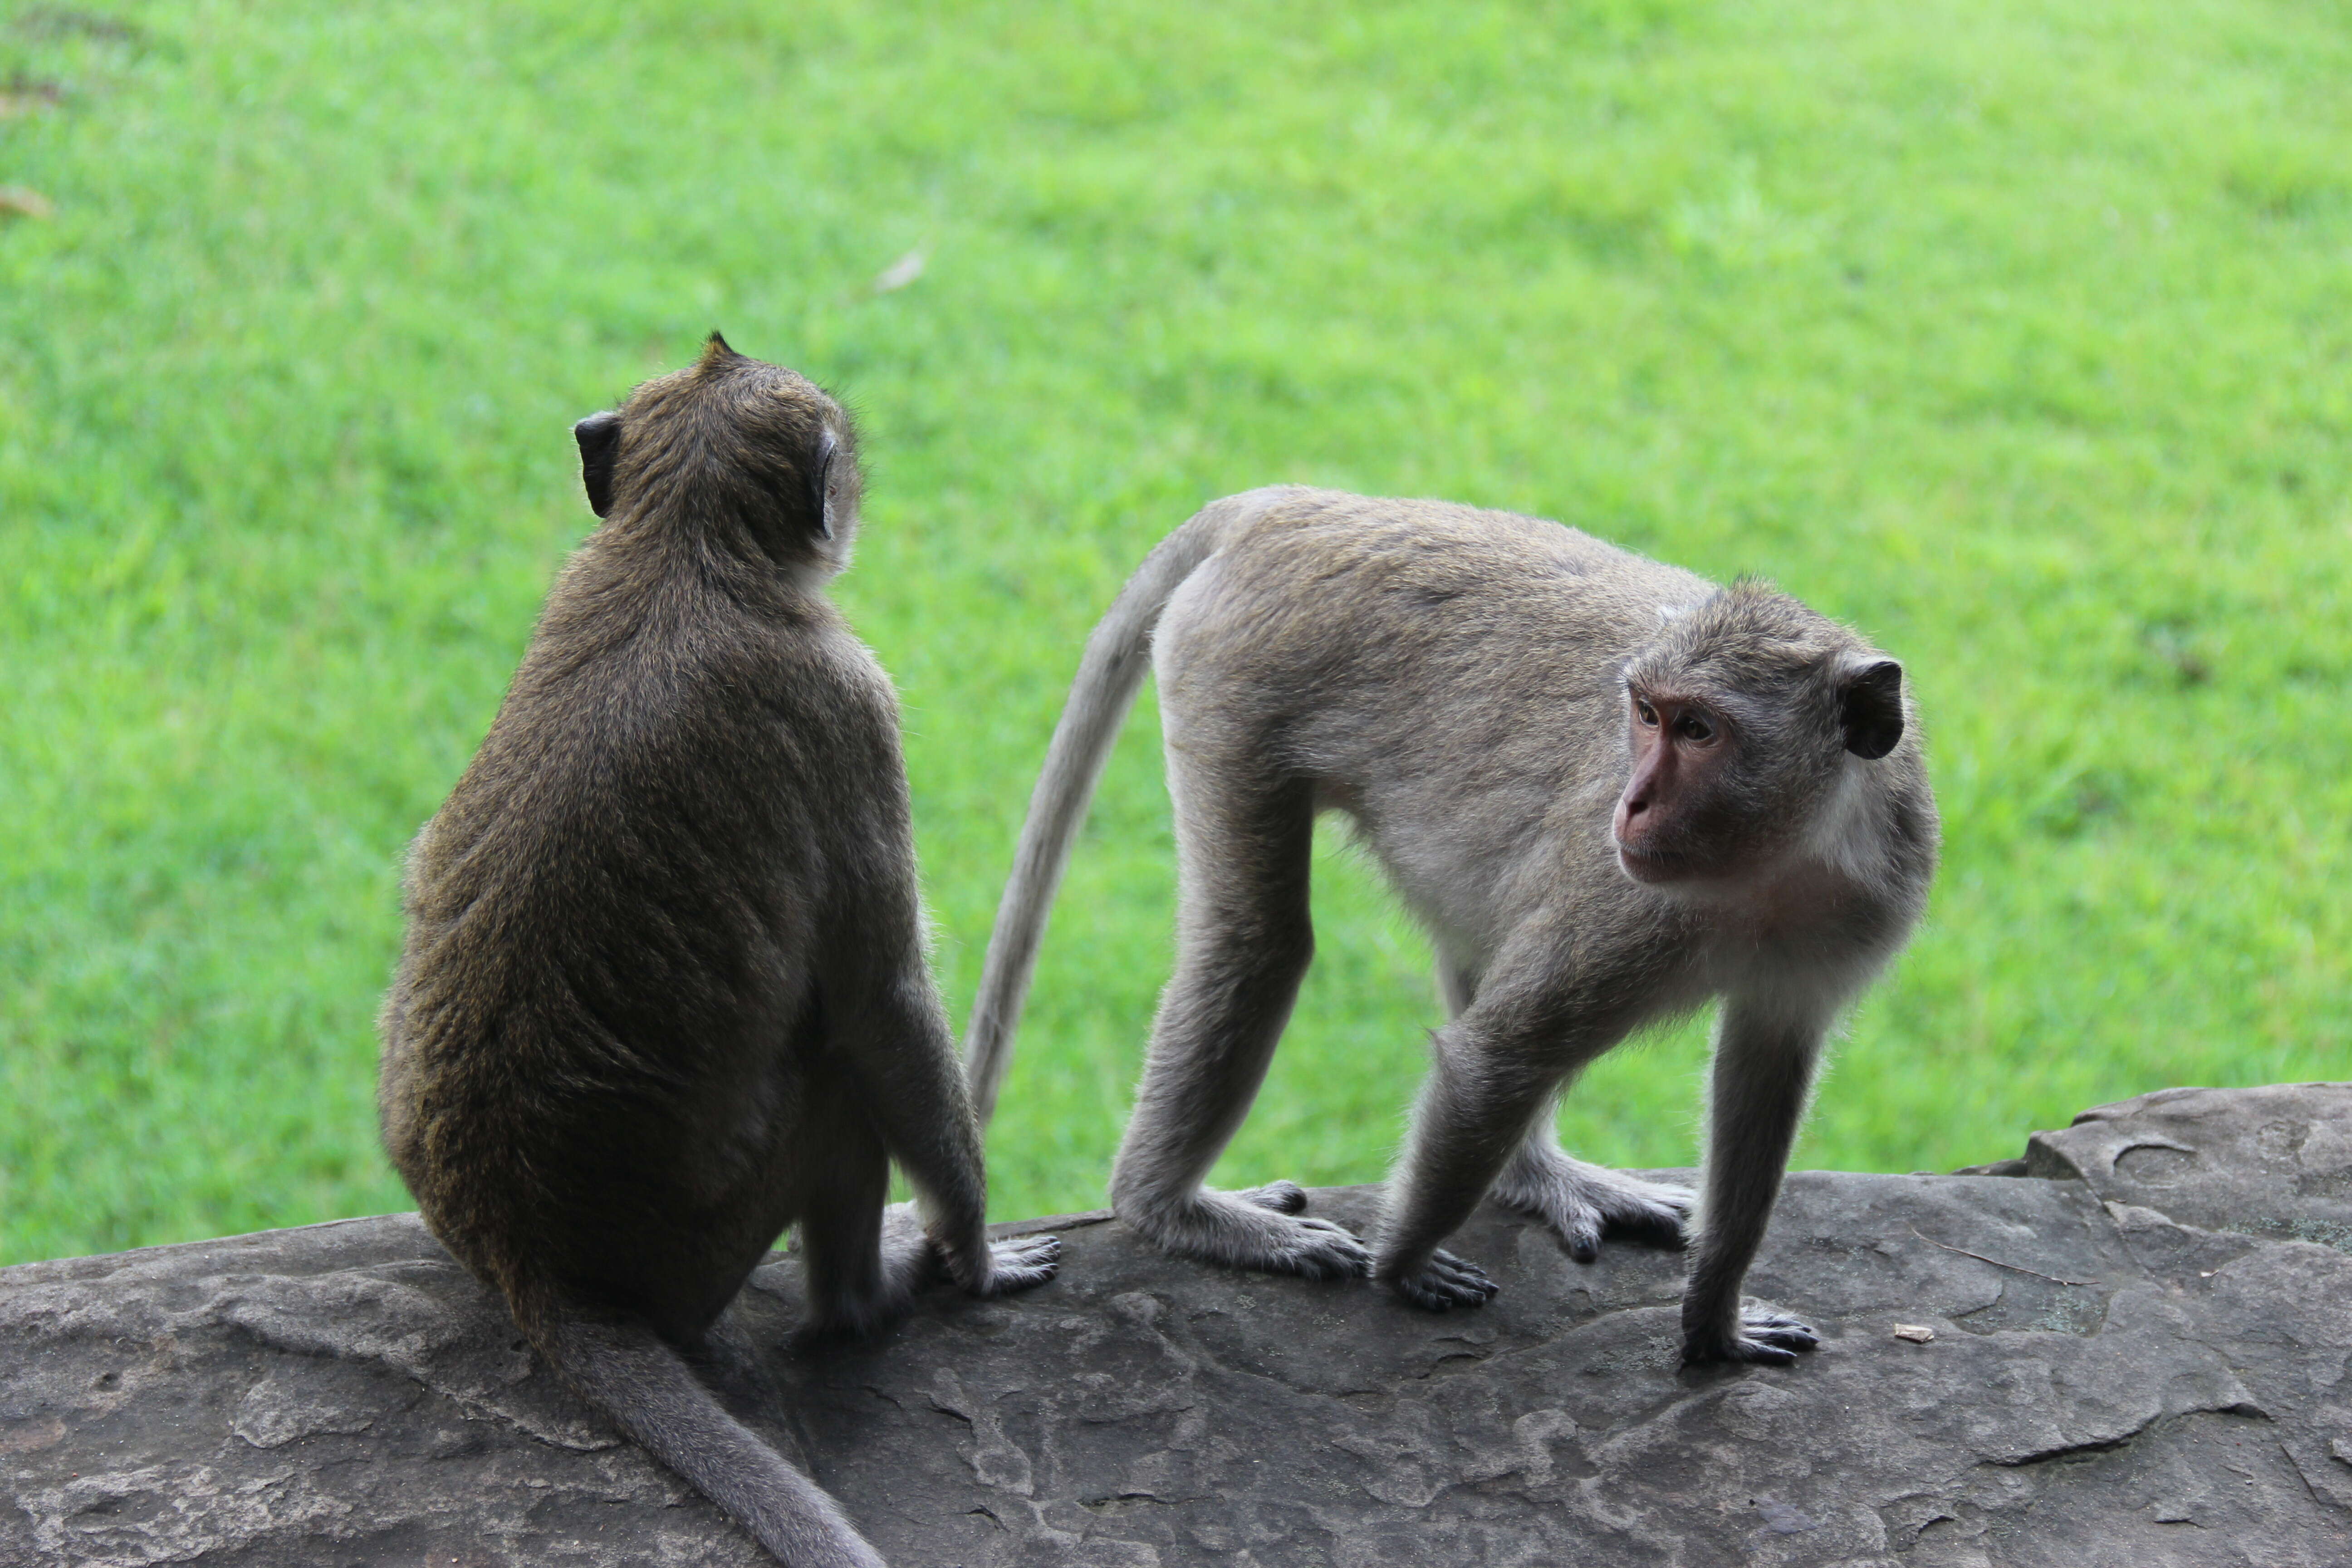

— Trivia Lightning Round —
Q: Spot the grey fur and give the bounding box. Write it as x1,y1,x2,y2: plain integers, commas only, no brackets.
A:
965,487,1935,1364
379,338,1058,1568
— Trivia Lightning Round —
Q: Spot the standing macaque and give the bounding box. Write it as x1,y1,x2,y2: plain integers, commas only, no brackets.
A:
966,487,1934,1364
380,338,1058,1568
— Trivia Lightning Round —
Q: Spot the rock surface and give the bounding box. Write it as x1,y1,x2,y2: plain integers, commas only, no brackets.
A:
5,1083,2352,1567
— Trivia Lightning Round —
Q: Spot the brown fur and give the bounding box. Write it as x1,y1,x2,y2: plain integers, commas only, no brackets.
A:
379,338,1056,1568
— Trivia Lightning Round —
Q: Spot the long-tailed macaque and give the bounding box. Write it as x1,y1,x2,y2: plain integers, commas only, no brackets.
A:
380,338,1058,1567
965,487,1934,1364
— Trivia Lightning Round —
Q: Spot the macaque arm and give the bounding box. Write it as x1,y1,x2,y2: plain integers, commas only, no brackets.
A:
1679,995,1828,1364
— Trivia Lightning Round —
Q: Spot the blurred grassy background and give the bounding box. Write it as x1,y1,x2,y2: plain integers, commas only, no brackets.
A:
1,0,2346,1264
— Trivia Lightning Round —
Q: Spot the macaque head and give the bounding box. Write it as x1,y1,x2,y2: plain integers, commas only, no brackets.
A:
571,333,861,571
1612,583,1905,887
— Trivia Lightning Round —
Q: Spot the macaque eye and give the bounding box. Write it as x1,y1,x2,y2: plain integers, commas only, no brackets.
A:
1633,697,1659,727
1675,713,1716,743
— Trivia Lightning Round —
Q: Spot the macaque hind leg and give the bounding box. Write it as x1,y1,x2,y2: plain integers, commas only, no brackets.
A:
1110,766,1369,1281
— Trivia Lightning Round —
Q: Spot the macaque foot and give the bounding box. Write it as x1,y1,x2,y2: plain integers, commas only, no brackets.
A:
970,1233,1062,1296
1378,1249,1499,1311
1682,1307,1820,1367
866,1205,1061,1304
1121,1183,1371,1282
1496,1149,1694,1263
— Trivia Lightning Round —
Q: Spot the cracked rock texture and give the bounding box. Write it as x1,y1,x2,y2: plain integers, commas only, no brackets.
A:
6,1083,2352,1567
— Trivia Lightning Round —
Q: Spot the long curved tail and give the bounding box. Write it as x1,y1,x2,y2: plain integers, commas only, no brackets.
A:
529,1294,885,1568
964,493,1274,1124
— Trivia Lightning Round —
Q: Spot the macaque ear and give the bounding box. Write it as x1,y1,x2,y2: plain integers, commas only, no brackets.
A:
1839,658,1905,760
573,412,621,518
812,440,836,540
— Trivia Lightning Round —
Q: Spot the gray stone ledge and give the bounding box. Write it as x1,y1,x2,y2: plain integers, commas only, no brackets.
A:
6,1083,2352,1566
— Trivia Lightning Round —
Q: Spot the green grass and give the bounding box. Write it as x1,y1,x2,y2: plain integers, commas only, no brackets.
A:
2,0,2347,1264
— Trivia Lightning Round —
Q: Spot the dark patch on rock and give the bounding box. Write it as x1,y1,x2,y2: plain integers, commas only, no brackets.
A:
6,1086,2352,1564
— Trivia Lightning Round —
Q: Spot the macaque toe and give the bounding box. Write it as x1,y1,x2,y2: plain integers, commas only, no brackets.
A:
1240,1179,1311,1215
